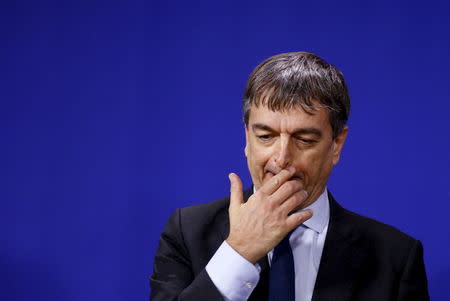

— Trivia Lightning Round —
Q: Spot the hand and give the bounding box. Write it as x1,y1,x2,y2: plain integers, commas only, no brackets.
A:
226,167,313,263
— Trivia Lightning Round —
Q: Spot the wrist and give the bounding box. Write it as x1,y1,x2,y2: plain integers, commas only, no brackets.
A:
226,237,262,264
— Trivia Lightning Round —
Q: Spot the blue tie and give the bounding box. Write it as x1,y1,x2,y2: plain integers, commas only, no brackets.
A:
268,233,295,301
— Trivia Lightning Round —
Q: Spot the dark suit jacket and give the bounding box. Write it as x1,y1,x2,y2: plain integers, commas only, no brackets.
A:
150,190,429,300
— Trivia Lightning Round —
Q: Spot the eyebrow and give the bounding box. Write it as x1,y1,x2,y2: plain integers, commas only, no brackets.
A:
251,123,323,138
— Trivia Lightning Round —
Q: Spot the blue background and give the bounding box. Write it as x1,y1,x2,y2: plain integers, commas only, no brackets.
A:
2,0,449,300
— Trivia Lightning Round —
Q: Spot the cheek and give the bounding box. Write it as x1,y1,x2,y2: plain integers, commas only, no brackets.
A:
249,152,268,169
247,145,272,170
297,148,332,175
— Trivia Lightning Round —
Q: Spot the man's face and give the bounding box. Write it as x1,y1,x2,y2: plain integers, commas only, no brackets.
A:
244,103,348,208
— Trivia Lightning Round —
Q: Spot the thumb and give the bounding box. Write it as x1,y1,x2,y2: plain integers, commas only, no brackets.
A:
228,173,244,212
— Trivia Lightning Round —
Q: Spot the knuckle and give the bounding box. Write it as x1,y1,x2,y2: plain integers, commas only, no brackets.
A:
290,182,301,193
285,195,295,206
266,199,277,210
300,211,312,220
255,190,267,199
274,177,280,186
289,195,299,206
284,181,296,191
296,190,306,199
292,196,302,208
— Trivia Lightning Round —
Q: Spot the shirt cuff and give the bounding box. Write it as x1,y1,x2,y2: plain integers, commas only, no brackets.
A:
206,241,261,301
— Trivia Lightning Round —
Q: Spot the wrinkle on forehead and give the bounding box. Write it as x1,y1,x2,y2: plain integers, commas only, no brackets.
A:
253,85,333,116
250,105,330,135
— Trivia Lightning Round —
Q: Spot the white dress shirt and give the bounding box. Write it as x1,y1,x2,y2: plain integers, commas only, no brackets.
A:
206,189,330,301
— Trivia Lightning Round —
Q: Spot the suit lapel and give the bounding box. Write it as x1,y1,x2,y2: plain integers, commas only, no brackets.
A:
312,192,371,301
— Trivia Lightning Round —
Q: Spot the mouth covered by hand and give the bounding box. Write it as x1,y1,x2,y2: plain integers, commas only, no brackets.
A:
265,168,304,184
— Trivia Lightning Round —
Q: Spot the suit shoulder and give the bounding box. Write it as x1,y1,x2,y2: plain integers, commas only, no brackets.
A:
338,205,418,246
334,204,428,281
178,194,230,219
160,195,230,248
167,195,230,236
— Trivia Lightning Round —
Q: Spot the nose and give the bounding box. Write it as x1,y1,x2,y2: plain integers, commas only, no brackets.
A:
274,136,292,169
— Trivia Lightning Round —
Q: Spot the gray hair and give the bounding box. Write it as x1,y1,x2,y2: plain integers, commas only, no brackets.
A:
243,52,350,138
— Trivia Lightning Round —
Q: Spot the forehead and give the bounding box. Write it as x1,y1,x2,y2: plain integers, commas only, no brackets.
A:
247,104,332,133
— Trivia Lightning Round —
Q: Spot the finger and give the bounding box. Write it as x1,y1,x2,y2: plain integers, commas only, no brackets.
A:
228,173,244,213
278,190,308,215
260,167,296,195
269,180,304,207
285,209,313,230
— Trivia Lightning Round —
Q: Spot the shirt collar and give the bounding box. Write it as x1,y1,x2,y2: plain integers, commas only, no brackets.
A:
252,185,330,234
302,188,329,234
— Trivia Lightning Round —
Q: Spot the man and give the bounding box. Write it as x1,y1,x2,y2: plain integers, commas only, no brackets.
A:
150,52,429,300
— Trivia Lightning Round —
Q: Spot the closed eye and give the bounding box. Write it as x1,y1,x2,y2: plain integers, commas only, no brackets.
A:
296,137,317,144
258,135,273,141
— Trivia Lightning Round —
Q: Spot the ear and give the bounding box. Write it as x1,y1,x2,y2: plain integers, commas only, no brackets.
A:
244,124,249,157
332,126,348,165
